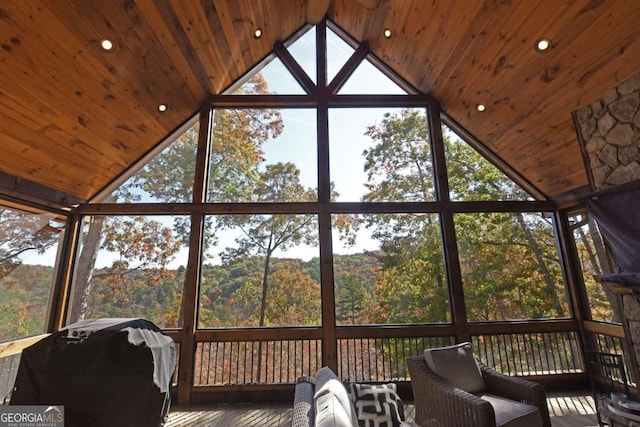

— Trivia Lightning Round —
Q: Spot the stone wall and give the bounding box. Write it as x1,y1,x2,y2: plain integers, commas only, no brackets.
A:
577,74,640,389
575,72,640,190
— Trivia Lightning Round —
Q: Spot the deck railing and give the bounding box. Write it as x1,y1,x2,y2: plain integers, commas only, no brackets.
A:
337,336,455,382
0,324,631,402
471,331,582,376
0,334,49,404
586,327,636,388
191,323,590,388
194,339,322,385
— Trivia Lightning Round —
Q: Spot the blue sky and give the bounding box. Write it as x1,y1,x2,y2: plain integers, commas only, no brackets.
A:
258,26,407,201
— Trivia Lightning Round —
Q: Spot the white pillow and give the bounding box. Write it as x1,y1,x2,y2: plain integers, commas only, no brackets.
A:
315,391,354,427
423,342,486,393
314,366,358,426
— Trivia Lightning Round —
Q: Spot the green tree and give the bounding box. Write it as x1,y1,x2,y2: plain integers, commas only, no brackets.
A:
335,273,373,324
265,262,320,326
455,211,566,320
333,252,383,325
360,109,449,323
0,208,62,339
363,110,435,202
217,162,317,327
360,108,567,323
446,134,566,320
0,209,60,278
0,264,53,340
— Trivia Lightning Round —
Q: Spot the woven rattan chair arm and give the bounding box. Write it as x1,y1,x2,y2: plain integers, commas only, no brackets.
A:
480,364,551,427
406,356,495,427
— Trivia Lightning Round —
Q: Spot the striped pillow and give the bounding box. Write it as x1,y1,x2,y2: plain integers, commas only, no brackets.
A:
349,383,402,427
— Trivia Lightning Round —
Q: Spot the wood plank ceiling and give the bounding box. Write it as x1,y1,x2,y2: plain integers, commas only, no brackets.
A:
0,0,639,205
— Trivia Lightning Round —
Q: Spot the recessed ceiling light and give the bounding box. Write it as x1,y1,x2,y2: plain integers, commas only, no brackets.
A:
476,104,486,112
254,29,262,39
535,38,551,52
383,29,392,38
100,38,114,51
158,104,167,112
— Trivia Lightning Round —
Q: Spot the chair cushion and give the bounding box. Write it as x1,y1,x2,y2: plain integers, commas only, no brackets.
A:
349,382,403,427
423,342,486,393
315,390,354,427
477,393,543,427
314,367,358,426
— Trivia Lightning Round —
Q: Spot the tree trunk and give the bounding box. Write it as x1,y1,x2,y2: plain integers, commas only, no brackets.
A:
587,217,621,322
258,251,272,327
588,217,611,272
68,215,106,323
516,214,563,316
255,250,273,383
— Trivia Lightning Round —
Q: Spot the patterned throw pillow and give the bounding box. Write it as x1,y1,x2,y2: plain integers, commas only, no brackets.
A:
349,383,402,427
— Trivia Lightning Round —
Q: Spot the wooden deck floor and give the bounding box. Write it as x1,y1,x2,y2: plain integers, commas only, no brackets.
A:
166,390,599,427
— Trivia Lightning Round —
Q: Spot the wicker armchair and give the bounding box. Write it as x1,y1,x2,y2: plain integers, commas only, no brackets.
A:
406,355,551,427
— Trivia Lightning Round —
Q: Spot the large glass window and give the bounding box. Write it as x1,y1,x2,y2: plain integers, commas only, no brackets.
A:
288,26,316,84
456,212,569,321
329,108,435,202
333,213,449,325
568,211,616,322
338,59,406,95
326,27,355,84
232,62,306,95
199,214,320,328
67,22,572,340
443,124,531,201
68,215,188,328
207,107,317,203
0,204,66,341
106,121,199,204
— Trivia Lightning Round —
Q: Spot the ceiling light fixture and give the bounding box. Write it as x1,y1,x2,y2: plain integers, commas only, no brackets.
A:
254,29,262,39
535,38,551,52
476,104,486,112
100,38,114,51
158,104,168,112
383,29,392,38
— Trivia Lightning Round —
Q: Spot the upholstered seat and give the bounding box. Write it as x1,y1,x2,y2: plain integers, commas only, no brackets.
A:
406,342,551,427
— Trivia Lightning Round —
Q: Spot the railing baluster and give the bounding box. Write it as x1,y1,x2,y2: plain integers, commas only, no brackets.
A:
188,330,618,389
542,333,552,374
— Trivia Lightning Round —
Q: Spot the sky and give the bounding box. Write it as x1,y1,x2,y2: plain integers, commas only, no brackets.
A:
258,27,408,202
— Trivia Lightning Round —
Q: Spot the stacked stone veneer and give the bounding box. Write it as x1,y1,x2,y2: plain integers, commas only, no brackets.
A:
576,73,640,386
575,72,640,191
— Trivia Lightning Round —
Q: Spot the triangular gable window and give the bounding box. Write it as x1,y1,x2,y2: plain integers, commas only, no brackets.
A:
337,58,407,95
103,119,199,203
104,22,532,206
231,57,306,95
228,25,407,97
326,27,355,83
287,26,317,85
442,123,533,201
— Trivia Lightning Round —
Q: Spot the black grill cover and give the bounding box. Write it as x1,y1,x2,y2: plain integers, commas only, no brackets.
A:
10,318,175,427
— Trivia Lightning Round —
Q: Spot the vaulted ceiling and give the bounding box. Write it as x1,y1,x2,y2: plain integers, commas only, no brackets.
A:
1,0,639,206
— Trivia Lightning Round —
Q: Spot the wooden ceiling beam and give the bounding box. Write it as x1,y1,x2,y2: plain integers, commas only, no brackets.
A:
0,171,84,208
